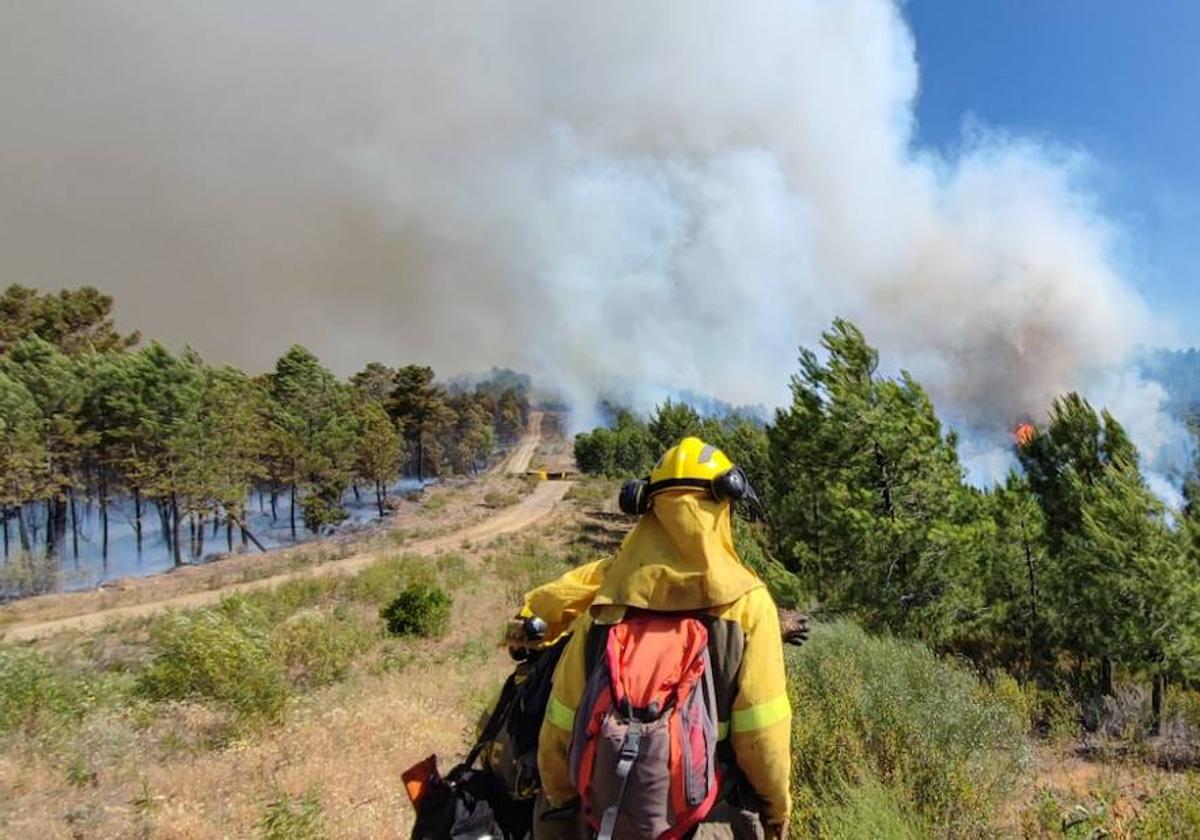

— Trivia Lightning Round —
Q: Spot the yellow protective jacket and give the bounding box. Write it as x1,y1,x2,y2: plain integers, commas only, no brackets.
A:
519,557,611,646
533,491,793,828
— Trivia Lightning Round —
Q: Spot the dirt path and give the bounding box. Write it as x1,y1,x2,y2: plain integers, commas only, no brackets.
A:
506,410,543,473
3,410,566,644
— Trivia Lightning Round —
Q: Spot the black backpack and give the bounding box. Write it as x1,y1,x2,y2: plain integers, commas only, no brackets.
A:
408,638,568,840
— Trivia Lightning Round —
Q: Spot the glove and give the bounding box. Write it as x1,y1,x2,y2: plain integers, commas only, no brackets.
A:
504,615,548,660
777,609,810,647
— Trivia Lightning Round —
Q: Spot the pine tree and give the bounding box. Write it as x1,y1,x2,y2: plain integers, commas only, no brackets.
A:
768,319,980,644
0,284,138,357
0,371,46,555
268,346,356,534
0,337,93,558
355,401,405,515
647,399,702,453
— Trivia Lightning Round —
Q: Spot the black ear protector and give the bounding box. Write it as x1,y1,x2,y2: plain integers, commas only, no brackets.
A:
619,478,652,516
618,465,755,516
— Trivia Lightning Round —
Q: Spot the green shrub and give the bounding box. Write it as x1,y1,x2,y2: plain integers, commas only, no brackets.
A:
348,553,429,605
0,552,58,599
245,576,342,622
487,540,568,598
259,787,326,840
381,584,452,638
0,644,127,739
483,489,519,508
1133,774,1200,838
271,608,375,687
137,598,288,723
787,622,1026,838
0,645,81,737
815,778,930,840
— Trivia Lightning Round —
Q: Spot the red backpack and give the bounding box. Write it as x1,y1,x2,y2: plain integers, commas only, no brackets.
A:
567,612,721,840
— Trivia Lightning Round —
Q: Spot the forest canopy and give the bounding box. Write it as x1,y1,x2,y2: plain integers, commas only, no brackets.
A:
576,318,1200,725
0,284,529,568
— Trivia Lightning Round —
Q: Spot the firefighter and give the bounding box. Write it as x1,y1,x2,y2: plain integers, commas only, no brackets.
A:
532,438,792,840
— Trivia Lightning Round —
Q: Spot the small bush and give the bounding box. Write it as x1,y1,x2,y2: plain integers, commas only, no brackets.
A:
788,622,1026,838
422,493,449,514
246,576,341,622
0,552,59,599
487,540,568,598
271,608,375,687
259,787,326,840
483,489,520,509
1134,774,1200,838
564,479,617,510
348,553,429,605
0,645,80,737
381,584,452,638
0,644,127,740
815,778,930,840
137,598,288,723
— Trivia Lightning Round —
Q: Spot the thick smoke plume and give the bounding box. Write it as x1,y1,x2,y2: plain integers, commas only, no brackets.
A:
0,1,1187,482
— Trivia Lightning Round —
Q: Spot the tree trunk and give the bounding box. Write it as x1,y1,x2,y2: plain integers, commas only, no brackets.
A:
158,500,172,549
171,494,183,566
54,496,68,558
352,483,361,503
212,513,220,538
376,480,385,517
16,505,30,553
46,498,57,559
194,513,205,560
1151,673,1164,736
100,475,109,560
69,490,79,559
229,514,267,553
259,490,265,515
1101,657,1114,698
270,488,278,521
2,509,8,558
226,517,234,552
289,483,297,539
133,487,143,551
1024,531,1039,675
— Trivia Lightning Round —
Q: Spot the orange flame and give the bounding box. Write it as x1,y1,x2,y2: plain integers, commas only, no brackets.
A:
1013,422,1036,448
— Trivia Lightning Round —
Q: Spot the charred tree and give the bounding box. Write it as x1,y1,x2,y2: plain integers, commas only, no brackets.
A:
170,493,183,567
133,487,143,551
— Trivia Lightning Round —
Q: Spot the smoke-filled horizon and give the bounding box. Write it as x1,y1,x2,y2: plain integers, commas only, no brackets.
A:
0,1,1190,486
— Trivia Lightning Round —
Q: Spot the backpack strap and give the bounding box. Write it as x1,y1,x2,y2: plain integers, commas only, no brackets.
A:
596,719,644,840
461,673,521,773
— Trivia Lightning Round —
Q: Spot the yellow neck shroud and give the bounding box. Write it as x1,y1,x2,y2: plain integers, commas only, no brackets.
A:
592,489,762,614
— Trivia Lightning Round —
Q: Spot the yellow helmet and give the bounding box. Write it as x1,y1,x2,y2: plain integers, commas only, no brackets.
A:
619,437,755,515
650,437,734,488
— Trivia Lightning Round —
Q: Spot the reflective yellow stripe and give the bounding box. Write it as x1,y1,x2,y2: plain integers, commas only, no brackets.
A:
717,721,729,740
730,695,791,733
545,696,576,730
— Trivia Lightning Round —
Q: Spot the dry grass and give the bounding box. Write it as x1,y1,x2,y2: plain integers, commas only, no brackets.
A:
0,422,581,838
0,477,584,839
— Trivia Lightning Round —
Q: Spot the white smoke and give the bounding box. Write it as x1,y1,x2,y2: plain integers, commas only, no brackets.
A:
0,0,1189,484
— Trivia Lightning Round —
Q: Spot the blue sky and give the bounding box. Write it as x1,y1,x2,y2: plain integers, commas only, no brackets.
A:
907,0,1200,343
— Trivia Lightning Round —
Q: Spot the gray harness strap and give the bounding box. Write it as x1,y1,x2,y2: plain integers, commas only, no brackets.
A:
597,720,644,840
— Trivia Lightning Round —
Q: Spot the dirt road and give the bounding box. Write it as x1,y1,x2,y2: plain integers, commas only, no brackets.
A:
2,413,568,643
506,410,542,473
